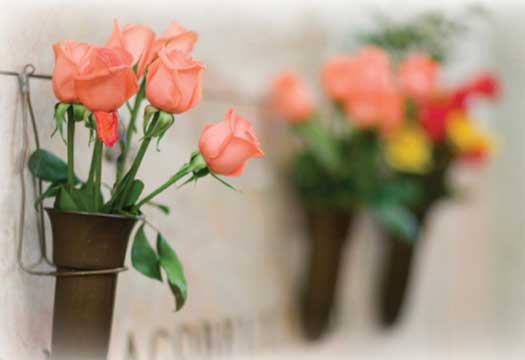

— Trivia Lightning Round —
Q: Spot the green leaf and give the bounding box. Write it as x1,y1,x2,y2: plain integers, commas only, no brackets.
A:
131,224,162,281
54,186,79,211
374,204,418,242
157,233,187,311
34,182,63,209
124,179,144,208
28,149,70,183
145,201,171,215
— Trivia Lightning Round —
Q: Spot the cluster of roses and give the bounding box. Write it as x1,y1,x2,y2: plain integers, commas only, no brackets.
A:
52,20,263,179
271,46,498,174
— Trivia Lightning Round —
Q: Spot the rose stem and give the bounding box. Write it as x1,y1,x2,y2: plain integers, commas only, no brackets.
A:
133,162,192,211
66,106,75,188
116,79,146,182
111,114,159,212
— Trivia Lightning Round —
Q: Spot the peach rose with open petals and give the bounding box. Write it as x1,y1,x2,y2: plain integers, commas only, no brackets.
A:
106,19,156,78
199,108,264,176
75,46,139,112
146,47,205,114
152,21,198,55
321,56,354,101
52,40,94,103
399,53,438,100
271,72,315,123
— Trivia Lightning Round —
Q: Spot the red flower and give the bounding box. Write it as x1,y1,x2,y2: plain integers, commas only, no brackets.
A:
94,111,119,147
419,72,500,142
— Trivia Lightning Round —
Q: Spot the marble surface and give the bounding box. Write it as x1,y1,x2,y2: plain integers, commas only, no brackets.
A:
1,0,524,359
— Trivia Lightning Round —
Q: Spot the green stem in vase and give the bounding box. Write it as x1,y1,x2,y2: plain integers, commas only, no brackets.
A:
294,118,340,173
133,163,192,211
111,114,159,212
116,79,146,182
66,107,75,188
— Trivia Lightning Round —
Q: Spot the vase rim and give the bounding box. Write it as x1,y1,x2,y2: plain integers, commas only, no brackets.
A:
44,207,144,221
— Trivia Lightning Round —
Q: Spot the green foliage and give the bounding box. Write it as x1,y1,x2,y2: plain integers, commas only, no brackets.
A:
131,224,163,281
131,225,188,311
28,149,71,183
357,11,468,63
157,233,188,311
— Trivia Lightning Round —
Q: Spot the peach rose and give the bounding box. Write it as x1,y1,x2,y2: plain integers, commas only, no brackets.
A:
199,108,264,176
152,21,198,55
271,72,315,123
106,19,156,78
343,47,403,133
75,46,139,112
399,53,438,99
321,56,354,101
145,46,205,114
52,40,93,103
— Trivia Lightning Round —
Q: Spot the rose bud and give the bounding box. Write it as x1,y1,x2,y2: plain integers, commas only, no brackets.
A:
152,21,198,55
399,53,439,100
321,55,354,101
93,111,119,147
199,108,264,176
106,19,156,77
52,40,94,103
271,72,315,123
75,46,139,112
146,47,205,114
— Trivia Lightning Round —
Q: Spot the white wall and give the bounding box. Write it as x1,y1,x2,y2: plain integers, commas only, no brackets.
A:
1,0,523,359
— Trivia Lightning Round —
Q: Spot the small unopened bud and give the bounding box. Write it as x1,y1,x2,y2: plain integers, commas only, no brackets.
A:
189,151,209,177
151,111,175,137
143,105,159,135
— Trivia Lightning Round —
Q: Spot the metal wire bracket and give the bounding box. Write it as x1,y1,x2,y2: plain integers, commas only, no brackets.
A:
3,65,127,277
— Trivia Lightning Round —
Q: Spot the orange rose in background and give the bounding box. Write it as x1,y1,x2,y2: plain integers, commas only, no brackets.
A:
75,46,139,112
153,21,198,55
146,47,205,114
321,56,354,101
199,108,264,176
106,19,156,77
271,72,315,123
52,40,93,103
343,47,403,133
399,53,438,100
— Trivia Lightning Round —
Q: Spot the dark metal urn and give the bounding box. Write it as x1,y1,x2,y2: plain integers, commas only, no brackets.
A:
378,209,429,328
46,208,140,360
300,207,353,341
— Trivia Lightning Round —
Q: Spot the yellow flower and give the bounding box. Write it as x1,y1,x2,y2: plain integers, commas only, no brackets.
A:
446,112,495,157
385,125,432,174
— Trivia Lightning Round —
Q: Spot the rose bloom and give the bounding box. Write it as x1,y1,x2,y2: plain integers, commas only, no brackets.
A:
342,47,403,133
153,21,198,55
199,108,264,176
52,40,93,103
399,53,438,100
75,46,139,112
271,72,315,123
321,56,354,101
146,46,205,114
106,19,156,77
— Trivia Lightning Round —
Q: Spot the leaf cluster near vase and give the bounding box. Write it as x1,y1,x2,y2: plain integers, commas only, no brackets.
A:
29,19,263,360
269,10,499,339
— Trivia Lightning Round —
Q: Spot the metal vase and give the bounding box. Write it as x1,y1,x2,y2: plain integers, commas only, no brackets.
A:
378,209,429,328
300,207,353,341
46,208,140,360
